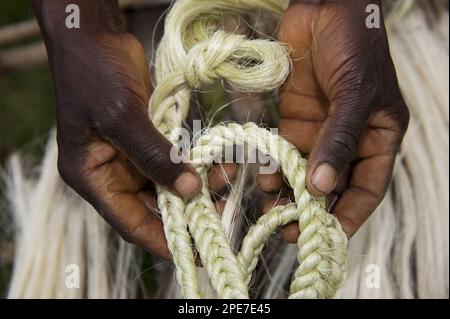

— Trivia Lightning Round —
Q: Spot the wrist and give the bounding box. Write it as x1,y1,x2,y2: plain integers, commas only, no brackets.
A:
33,0,124,43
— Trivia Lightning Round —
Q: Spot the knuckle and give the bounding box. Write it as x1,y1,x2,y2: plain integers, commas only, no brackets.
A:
346,67,378,103
384,98,410,136
56,157,71,185
117,217,149,246
338,214,360,238
55,137,94,202
329,124,359,157
395,101,410,134
139,142,182,184
93,89,147,137
94,101,132,135
118,231,137,245
330,52,380,109
57,152,82,189
56,154,94,203
320,120,361,171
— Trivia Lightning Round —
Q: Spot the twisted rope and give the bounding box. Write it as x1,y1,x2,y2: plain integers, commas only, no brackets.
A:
148,0,348,299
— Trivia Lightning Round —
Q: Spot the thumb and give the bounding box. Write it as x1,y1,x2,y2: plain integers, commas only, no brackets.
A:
99,111,201,200
306,92,374,196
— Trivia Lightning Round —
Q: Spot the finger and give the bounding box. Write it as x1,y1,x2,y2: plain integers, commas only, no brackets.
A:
332,153,396,238
98,103,201,200
279,118,322,154
112,190,171,260
278,84,327,124
358,111,408,158
334,164,352,194
208,163,238,195
262,198,298,243
257,171,285,193
280,222,300,244
306,80,376,197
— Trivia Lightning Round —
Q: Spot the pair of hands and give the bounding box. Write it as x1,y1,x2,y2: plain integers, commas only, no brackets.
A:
34,0,409,259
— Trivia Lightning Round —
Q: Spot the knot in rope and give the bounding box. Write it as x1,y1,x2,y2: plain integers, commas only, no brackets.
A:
184,30,245,88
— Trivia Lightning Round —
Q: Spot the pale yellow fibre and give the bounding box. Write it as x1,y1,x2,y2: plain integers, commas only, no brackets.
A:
149,0,348,299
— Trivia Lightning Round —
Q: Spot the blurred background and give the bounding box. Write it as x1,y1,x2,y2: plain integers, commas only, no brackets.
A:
0,1,53,162
0,1,51,295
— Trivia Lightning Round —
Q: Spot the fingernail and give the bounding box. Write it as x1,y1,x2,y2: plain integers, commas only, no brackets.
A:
311,163,337,194
174,171,201,200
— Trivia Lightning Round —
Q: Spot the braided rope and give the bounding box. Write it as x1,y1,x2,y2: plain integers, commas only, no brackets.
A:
148,0,348,299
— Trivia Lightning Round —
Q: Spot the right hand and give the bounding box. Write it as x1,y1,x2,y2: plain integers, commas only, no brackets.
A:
50,31,202,259
34,0,245,259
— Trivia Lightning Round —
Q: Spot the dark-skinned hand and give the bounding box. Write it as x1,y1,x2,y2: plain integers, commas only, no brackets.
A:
258,0,409,241
33,0,207,259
